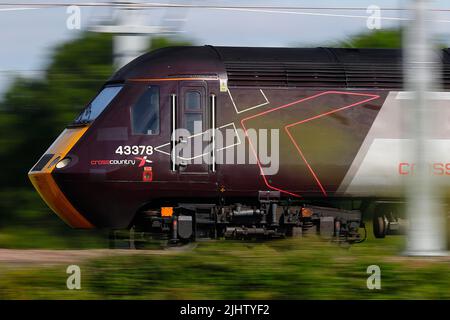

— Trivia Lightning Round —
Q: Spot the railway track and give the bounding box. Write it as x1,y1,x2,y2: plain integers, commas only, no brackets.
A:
0,245,197,267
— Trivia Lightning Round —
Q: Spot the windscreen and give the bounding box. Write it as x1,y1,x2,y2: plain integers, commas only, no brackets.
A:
74,85,123,124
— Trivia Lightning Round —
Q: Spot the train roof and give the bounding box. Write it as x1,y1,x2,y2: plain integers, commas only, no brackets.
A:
110,46,450,89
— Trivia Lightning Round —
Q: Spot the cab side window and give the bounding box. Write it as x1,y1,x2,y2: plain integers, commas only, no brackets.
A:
184,91,202,134
131,86,160,135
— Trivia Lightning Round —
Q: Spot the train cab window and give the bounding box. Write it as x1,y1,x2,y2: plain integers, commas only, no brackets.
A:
74,85,123,123
131,86,160,135
186,91,201,110
184,90,203,135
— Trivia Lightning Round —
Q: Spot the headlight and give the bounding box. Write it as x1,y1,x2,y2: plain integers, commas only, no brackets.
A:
56,157,71,169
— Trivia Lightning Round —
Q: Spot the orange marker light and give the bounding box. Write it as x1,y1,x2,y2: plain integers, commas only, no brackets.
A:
301,207,313,218
161,207,173,217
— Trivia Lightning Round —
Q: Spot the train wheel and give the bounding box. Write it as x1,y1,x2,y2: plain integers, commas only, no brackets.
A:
373,206,387,239
108,229,133,249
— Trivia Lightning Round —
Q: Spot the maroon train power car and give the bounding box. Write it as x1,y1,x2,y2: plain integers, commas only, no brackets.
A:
29,46,450,245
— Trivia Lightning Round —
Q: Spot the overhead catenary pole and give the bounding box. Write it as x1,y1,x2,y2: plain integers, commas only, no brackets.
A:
90,0,172,70
111,6,150,69
404,0,447,255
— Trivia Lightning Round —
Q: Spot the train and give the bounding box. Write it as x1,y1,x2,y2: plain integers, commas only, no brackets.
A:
28,46,450,246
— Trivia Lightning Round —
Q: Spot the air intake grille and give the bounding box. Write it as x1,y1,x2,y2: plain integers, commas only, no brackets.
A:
225,62,406,89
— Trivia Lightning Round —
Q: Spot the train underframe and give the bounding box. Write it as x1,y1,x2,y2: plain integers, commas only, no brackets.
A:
109,197,407,249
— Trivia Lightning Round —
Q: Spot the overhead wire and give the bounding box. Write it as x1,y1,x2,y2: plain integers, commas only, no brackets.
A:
1,2,450,23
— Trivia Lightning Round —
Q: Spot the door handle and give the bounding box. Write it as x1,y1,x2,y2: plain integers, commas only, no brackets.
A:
171,94,177,172
210,94,216,172
178,137,188,144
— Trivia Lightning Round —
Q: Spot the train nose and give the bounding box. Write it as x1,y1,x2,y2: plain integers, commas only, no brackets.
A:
28,127,94,228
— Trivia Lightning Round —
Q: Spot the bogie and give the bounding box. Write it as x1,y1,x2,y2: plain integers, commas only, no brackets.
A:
128,201,367,247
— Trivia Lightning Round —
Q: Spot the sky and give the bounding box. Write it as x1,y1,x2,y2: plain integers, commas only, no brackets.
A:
1,0,450,96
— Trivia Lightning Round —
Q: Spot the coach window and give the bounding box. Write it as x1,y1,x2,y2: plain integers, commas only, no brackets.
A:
131,86,160,135
184,90,203,134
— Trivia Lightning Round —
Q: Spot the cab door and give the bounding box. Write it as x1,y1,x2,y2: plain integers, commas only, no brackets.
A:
177,82,210,174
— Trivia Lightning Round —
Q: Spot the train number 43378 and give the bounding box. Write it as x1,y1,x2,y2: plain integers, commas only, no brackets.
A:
115,145,153,156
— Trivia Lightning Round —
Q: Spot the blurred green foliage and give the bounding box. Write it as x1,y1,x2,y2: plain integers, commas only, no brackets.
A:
1,237,449,299
335,29,402,48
